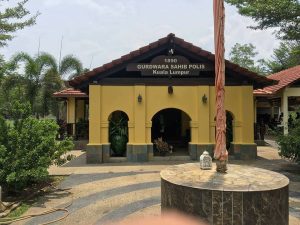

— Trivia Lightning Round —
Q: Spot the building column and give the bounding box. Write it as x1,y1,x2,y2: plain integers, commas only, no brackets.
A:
67,97,76,136
128,121,135,143
230,87,257,160
100,121,110,163
127,85,150,162
146,121,152,143
189,86,214,160
198,86,210,143
282,91,289,135
254,98,257,123
87,85,102,163
100,121,109,143
134,85,146,143
240,87,254,143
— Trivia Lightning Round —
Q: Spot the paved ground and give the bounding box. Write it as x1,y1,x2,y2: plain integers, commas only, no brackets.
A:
13,142,300,225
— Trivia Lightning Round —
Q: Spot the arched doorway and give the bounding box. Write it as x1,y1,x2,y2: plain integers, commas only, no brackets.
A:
226,111,234,153
108,111,129,157
151,108,191,156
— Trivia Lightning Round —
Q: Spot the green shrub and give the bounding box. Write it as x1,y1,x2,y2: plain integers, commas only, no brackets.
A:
109,117,128,156
277,120,300,162
0,101,73,191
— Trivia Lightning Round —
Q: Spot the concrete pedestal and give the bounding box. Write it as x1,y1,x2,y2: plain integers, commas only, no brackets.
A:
161,163,289,225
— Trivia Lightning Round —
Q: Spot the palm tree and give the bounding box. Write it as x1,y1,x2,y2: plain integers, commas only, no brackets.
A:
59,56,83,79
9,52,83,117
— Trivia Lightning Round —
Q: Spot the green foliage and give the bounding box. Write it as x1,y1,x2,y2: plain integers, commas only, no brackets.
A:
40,69,63,118
264,41,300,73
10,101,31,121
277,120,300,162
0,55,7,79
1,52,83,117
0,74,27,117
0,0,39,47
229,43,267,74
7,202,30,218
109,114,128,156
60,55,83,79
109,117,128,138
0,116,9,146
225,0,300,41
0,101,73,190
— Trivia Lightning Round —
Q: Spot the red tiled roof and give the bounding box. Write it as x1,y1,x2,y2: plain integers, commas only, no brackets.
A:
253,88,273,96
69,33,274,87
254,65,300,96
53,88,88,98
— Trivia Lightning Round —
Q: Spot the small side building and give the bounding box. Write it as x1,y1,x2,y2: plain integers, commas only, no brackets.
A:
254,65,300,135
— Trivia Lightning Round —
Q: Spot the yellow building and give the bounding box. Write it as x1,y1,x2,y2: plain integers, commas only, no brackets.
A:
54,34,274,163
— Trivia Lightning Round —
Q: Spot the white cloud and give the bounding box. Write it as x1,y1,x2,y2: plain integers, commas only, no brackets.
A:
43,0,65,7
2,0,280,69
224,4,280,59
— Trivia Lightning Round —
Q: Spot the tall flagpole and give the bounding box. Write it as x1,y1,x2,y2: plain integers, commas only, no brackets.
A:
213,0,228,173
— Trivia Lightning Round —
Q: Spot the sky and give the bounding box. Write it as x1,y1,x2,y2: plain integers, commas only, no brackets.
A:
1,0,280,70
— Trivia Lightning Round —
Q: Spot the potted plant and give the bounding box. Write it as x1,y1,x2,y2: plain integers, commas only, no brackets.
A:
153,137,172,156
109,117,128,156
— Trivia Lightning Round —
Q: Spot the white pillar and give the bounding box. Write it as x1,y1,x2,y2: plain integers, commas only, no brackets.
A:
282,92,288,135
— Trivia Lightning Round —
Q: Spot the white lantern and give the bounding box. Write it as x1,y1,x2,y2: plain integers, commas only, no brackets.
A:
200,151,212,170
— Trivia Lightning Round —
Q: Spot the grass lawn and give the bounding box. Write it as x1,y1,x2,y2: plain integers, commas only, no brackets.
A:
7,203,30,218
2,175,66,220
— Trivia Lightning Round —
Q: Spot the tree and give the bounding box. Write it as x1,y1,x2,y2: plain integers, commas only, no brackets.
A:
0,0,39,47
229,43,266,74
7,52,83,116
59,56,83,79
264,41,300,73
0,73,26,117
225,0,300,41
8,52,55,115
0,55,6,79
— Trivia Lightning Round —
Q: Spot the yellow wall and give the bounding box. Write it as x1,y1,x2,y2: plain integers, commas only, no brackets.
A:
83,85,255,146
181,112,190,136
89,85,101,145
67,97,75,124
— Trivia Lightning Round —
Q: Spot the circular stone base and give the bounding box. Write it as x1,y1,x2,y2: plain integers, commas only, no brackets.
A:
161,163,289,225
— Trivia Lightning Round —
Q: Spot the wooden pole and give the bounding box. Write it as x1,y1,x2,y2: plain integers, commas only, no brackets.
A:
213,0,228,173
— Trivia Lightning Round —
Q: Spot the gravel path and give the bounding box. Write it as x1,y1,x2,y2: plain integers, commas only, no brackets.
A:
12,146,300,225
